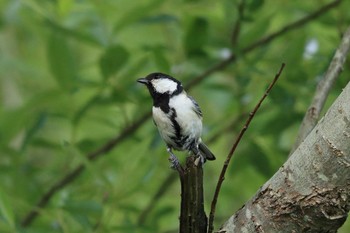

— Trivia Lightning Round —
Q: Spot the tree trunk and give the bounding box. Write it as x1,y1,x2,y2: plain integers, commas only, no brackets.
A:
220,81,350,232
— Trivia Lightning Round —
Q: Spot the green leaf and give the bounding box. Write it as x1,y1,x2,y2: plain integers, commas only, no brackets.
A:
21,112,47,151
62,200,103,229
184,17,209,57
99,45,129,79
113,0,165,32
0,187,15,230
153,206,175,220
46,19,103,46
57,0,73,16
247,0,265,12
47,32,77,90
253,135,285,170
117,55,149,84
240,14,271,47
140,14,178,24
73,94,101,125
251,138,274,177
153,49,170,73
63,200,102,216
0,109,26,148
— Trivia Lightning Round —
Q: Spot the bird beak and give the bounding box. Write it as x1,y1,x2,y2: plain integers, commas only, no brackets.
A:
137,78,149,85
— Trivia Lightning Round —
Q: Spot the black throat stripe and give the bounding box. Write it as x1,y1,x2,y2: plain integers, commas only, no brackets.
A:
169,107,181,141
148,83,183,114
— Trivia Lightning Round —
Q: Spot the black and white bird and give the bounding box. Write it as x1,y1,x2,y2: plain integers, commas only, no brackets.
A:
137,72,215,168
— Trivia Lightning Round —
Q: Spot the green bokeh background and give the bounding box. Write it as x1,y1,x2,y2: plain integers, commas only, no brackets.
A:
0,0,349,232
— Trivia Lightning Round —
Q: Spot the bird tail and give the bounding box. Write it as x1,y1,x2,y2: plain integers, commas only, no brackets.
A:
198,142,216,161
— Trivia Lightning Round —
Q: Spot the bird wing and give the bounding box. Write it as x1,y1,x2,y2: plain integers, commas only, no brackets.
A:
198,142,216,160
188,95,202,118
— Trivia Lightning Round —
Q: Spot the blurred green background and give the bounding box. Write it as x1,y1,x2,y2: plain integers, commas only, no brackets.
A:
0,0,349,232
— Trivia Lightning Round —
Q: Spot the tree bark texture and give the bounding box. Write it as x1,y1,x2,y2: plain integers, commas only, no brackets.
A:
180,156,208,233
291,26,350,154
220,81,350,233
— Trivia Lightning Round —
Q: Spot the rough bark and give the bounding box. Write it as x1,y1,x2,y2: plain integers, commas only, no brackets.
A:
180,156,208,233
220,81,350,233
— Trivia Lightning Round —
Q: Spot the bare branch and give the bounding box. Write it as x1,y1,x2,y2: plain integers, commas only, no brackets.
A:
291,25,350,154
207,64,286,233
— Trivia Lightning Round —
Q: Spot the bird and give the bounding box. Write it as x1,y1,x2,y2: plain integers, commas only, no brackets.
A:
137,72,215,168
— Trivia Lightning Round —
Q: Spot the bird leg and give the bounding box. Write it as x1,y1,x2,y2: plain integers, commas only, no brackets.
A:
167,147,184,176
167,147,181,170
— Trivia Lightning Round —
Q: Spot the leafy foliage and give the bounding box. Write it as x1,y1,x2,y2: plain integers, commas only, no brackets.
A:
0,0,350,232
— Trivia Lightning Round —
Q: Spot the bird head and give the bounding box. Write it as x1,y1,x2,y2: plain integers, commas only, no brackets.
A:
137,73,183,97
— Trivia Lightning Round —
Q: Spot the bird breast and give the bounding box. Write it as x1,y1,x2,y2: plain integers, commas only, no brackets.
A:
152,93,203,150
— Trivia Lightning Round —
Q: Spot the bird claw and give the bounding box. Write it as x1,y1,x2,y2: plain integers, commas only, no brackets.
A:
167,147,181,170
168,153,180,170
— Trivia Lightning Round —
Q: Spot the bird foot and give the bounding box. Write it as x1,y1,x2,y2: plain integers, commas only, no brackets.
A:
167,147,181,170
168,153,180,170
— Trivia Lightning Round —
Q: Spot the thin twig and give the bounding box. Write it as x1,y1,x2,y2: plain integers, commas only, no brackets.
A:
231,0,245,47
290,25,350,154
20,0,341,227
207,63,286,233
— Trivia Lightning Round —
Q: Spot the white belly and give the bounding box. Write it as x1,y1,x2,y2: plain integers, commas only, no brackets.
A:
152,93,203,150
152,106,176,146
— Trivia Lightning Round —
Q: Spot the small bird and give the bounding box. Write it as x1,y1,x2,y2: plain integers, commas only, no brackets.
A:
137,72,215,168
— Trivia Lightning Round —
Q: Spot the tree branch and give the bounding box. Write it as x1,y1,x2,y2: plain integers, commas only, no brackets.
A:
231,0,245,47
186,0,342,90
179,156,207,233
242,0,342,54
20,0,342,227
220,80,350,232
290,25,350,154
207,63,286,233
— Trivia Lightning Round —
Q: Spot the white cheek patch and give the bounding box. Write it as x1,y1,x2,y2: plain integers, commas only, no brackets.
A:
151,78,178,94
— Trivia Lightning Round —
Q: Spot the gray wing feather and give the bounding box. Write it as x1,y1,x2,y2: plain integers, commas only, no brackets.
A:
188,95,202,117
198,142,216,160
